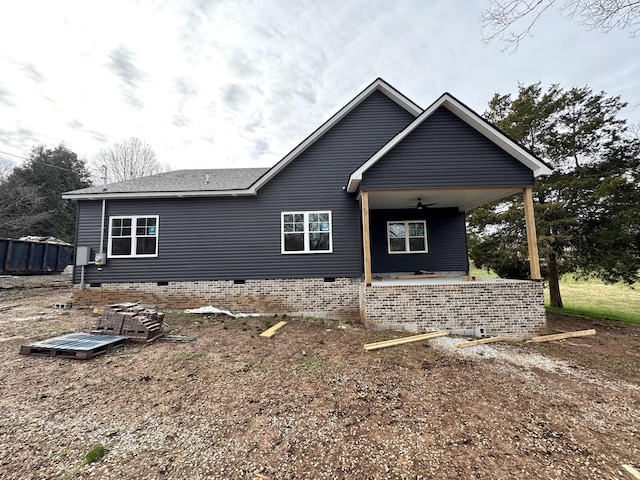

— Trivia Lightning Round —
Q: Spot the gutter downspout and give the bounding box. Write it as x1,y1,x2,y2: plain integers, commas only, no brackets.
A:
100,198,106,256
99,165,107,259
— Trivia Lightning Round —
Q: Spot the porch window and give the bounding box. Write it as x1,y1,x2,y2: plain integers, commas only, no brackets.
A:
282,211,332,254
387,220,427,254
108,215,159,257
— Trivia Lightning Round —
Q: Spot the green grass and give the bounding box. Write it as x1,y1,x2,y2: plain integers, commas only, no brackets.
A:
471,267,640,325
544,276,640,326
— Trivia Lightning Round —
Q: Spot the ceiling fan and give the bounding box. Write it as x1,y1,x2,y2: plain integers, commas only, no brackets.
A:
416,198,437,210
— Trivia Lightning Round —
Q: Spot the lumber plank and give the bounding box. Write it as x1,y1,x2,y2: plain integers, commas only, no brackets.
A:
364,331,448,351
456,336,523,348
390,274,448,279
623,464,640,480
259,321,287,338
526,329,596,343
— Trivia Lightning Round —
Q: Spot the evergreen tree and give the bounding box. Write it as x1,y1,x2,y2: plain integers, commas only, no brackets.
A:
469,83,640,308
0,144,92,242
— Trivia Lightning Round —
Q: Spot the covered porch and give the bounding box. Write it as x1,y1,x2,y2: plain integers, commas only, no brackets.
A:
356,187,546,337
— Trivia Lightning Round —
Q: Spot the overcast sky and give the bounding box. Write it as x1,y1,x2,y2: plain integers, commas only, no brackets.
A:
1,0,638,172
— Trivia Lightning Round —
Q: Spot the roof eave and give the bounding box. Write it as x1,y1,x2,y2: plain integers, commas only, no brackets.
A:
62,188,258,200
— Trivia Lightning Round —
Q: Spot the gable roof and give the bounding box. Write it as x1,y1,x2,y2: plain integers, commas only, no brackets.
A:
346,93,553,193
63,168,269,199
63,78,422,201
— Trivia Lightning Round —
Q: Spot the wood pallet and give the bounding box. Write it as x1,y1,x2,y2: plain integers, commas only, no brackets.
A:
20,332,128,360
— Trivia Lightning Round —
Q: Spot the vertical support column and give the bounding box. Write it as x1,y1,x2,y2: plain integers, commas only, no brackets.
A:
361,191,372,285
523,187,541,280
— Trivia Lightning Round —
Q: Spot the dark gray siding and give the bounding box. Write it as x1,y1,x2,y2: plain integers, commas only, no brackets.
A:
369,208,468,273
76,90,416,283
360,107,534,190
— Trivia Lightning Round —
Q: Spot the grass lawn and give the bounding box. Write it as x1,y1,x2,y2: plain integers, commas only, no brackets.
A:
544,276,640,326
471,268,640,326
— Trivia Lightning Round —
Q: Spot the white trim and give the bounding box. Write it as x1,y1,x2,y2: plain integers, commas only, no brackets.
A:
62,189,257,201
107,215,159,258
387,220,428,254
281,211,333,254
347,93,552,193
63,80,421,202
250,79,421,194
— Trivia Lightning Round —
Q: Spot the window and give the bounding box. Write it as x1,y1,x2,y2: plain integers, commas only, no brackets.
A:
387,220,427,254
282,211,332,254
108,216,159,257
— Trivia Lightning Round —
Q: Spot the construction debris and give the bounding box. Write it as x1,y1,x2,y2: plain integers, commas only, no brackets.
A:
364,331,448,351
260,321,287,338
160,335,198,342
184,306,261,318
20,332,127,360
93,303,164,343
623,464,640,480
462,275,481,281
526,329,596,344
456,336,523,348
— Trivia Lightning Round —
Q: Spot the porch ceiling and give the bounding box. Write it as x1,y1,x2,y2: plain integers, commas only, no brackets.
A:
365,188,522,211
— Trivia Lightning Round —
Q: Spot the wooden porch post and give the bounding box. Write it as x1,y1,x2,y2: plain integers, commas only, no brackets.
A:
523,187,541,280
361,191,372,285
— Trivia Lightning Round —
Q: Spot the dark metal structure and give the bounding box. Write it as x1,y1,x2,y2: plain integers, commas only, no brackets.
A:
0,238,73,274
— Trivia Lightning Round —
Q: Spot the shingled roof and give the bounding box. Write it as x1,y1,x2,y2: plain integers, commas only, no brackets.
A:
63,168,270,199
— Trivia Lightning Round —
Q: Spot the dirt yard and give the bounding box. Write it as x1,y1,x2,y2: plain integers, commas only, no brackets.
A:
0,276,639,479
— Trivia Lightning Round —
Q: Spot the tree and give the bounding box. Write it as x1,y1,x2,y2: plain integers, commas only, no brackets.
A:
0,179,48,238
468,83,640,308
482,0,640,50
0,157,14,183
90,137,169,184
0,144,92,242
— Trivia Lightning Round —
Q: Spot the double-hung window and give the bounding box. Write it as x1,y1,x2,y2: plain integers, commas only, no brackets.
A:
282,211,332,254
108,215,159,257
387,220,427,254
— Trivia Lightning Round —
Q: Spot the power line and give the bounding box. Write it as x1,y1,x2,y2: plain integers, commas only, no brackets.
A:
0,149,83,174
0,150,28,160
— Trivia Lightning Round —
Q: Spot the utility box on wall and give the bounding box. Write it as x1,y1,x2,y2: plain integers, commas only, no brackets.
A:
94,252,106,265
75,246,91,266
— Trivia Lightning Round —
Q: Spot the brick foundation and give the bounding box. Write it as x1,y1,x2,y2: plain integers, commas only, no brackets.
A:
74,278,546,336
73,277,362,321
359,280,546,337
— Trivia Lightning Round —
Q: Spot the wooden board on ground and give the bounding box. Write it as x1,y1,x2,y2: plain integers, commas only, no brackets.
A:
623,464,640,479
456,336,523,348
259,321,287,338
390,274,448,279
526,329,596,344
364,331,448,351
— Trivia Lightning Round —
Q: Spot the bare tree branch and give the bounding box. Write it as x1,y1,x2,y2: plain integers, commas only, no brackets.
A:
0,179,50,238
482,0,640,51
90,137,170,183
0,157,15,184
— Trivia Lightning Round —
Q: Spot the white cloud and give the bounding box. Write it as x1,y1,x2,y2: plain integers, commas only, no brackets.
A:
0,0,638,169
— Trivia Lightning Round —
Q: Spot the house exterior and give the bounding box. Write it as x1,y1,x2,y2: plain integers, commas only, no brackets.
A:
64,78,551,336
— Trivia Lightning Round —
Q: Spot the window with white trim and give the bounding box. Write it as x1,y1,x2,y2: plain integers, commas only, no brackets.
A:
108,216,159,257
282,211,332,254
387,220,427,254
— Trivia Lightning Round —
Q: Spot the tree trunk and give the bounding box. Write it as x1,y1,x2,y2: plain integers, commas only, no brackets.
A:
547,250,563,308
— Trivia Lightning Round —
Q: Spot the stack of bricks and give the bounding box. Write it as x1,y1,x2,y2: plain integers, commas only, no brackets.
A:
93,302,165,343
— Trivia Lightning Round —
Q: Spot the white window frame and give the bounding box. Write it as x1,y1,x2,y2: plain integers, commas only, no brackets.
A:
107,215,159,258
387,220,428,254
281,211,333,254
